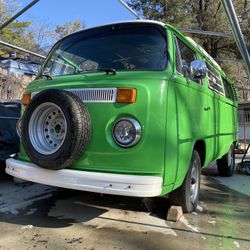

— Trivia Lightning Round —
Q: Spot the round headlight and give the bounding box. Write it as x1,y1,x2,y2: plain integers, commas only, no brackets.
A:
16,118,22,137
113,117,141,147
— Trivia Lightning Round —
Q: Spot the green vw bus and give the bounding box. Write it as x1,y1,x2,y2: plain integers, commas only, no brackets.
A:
6,20,238,212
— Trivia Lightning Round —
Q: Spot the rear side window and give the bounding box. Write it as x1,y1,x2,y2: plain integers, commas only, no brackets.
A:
207,63,225,95
222,78,234,101
175,37,198,82
175,37,201,84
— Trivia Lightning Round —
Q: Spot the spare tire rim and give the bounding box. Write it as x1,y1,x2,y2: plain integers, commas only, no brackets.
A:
29,102,67,155
190,160,199,204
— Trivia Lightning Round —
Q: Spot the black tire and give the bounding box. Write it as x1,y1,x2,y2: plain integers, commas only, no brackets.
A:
0,160,5,174
217,145,235,177
0,160,5,168
22,89,91,170
169,150,201,213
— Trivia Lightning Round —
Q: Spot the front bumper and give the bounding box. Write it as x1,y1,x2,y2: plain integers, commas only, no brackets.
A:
6,158,163,197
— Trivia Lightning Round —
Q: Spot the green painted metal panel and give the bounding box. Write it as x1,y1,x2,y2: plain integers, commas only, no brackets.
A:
18,23,238,196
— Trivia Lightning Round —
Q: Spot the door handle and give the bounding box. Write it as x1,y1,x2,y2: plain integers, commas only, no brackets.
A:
204,106,211,111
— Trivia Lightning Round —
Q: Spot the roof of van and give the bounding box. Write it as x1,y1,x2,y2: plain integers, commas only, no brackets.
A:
82,20,166,30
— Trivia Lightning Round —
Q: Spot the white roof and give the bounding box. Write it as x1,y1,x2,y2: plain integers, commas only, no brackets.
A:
76,20,166,34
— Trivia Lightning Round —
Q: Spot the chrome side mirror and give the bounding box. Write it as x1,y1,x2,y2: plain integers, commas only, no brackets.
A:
190,60,207,80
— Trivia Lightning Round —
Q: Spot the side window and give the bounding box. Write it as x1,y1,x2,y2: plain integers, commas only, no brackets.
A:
175,37,198,82
207,63,225,95
175,39,182,73
222,78,234,101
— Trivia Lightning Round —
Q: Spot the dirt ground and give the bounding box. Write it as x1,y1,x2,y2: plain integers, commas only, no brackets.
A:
0,159,249,250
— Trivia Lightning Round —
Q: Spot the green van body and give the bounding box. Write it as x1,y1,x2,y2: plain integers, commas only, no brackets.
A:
7,21,238,200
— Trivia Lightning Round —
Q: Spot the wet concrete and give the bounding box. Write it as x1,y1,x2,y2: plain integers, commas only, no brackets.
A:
0,163,249,250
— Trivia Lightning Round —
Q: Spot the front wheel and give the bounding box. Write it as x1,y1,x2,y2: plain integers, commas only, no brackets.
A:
169,150,201,213
217,145,235,177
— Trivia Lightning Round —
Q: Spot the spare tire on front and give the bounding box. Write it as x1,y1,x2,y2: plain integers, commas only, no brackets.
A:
21,89,91,170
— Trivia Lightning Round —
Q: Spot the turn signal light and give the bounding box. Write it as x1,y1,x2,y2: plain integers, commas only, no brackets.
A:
116,88,136,103
22,93,31,106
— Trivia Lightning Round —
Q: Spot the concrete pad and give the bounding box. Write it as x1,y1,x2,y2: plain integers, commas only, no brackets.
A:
214,175,250,197
203,161,250,197
1,164,250,249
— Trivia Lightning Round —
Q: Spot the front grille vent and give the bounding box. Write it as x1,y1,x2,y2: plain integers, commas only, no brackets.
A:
32,88,117,103
67,88,117,103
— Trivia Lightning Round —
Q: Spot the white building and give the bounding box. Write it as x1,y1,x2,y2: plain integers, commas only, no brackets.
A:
238,102,250,145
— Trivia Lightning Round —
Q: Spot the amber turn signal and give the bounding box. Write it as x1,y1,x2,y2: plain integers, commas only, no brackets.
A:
22,93,31,106
116,88,136,103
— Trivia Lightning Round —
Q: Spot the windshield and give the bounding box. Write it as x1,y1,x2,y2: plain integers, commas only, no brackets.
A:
41,24,168,77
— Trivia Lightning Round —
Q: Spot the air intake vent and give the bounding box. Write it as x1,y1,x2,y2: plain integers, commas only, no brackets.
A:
32,88,117,103
66,88,117,103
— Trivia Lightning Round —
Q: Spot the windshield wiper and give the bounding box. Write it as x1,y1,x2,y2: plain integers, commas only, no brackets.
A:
98,68,116,75
78,68,116,75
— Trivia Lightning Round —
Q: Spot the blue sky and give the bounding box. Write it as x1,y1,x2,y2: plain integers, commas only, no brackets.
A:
18,0,136,28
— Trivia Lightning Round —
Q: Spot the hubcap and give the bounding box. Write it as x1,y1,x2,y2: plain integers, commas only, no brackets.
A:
29,102,67,155
190,161,199,203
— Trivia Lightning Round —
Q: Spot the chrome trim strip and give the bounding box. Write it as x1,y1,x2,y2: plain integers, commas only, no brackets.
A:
0,116,19,120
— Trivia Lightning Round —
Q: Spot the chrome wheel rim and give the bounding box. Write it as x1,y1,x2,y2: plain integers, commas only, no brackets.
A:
190,161,199,203
28,102,67,155
228,147,234,167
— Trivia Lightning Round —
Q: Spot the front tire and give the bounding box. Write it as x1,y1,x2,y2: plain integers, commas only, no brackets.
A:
169,150,201,213
217,145,235,177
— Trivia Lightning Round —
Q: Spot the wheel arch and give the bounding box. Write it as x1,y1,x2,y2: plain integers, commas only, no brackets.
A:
172,140,204,191
193,140,206,167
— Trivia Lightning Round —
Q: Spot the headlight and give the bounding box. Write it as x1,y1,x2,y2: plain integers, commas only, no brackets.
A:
16,118,22,137
113,117,141,147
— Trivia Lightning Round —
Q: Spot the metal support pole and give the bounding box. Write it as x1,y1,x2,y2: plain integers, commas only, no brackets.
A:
179,28,232,38
117,0,142,19
221,0,250,78
0,40,46,59
117,1,232,38
0,0,40,32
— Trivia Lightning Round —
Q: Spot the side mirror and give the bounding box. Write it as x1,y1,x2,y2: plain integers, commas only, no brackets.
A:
190,60,207,80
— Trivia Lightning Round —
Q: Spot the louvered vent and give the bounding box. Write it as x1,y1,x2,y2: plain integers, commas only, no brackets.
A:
232,85,238,101
32,88,117,103
67,88,117,103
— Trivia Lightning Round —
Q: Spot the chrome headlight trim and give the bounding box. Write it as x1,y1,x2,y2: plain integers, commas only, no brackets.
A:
112,117,142,148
